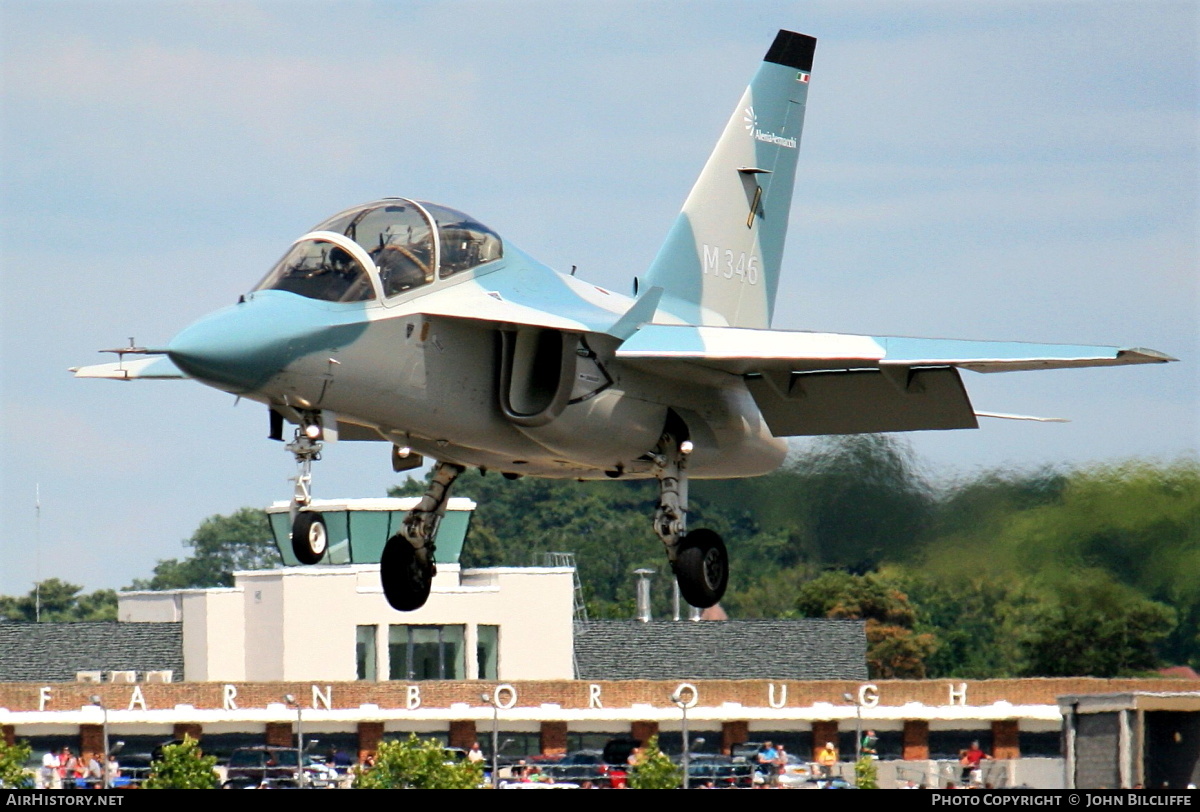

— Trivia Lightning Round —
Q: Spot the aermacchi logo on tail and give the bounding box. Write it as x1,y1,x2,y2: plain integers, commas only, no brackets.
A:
742,106,797,149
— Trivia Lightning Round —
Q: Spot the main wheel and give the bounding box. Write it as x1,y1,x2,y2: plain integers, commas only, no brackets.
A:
672,528,728,608
291,512,328,565
380,534,433,611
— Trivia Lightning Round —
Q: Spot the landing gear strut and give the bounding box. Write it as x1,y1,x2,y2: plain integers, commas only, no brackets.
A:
652,429,728,608
287,415,328,565
381,461,465,611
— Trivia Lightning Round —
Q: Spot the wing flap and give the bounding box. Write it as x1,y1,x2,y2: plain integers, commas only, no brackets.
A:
746,367,978,436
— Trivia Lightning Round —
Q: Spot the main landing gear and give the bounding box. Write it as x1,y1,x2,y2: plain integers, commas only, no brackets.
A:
279,406,458,613
652,428,728,608
287,415,328,565
380,461,464,611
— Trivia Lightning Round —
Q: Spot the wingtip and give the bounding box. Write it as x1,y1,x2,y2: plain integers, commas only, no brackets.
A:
976,411,1070,424
1119,347,1178,363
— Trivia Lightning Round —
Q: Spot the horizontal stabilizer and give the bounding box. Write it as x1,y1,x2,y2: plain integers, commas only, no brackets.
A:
71,355,187,381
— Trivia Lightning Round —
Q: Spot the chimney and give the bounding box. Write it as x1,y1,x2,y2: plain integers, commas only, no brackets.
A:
633,568,655,622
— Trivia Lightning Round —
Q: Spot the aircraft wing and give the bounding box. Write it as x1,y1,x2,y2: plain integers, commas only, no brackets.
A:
615,325,1173,372
615,325,1174,436
71,354,188,380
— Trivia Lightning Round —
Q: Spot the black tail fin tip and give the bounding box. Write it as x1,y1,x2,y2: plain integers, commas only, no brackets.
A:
764,30,816,71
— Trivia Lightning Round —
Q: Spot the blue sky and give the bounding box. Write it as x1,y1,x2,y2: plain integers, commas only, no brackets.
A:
1,1,1195,594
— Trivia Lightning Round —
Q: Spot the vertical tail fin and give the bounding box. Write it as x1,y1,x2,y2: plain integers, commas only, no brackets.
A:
644,30,815,329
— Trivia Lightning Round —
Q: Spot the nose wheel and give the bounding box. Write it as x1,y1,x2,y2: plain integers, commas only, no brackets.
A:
291,511,328,565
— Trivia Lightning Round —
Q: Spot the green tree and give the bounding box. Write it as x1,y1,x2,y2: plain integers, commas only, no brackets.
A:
918,459,1199,673
131,507,278,590
391,473,679,616
695,435,933,572
353,734,481,789
854,756,878,789
1015,571,1177,677
0,739,33,789
795,570,938,678
627,736,682,789
0,579,116,622
899,572,1030,678
722,562,816,618
143,736,218,789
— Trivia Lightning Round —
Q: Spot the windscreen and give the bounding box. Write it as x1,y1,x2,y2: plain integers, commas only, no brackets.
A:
254,239,374,302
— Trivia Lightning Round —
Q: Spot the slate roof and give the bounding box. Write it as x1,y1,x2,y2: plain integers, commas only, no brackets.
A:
0,622,183,682
573,619,867,681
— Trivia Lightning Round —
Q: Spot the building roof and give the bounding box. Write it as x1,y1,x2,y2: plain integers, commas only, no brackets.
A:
573,619,867,681
1057,691,1200,714
0,621,183,682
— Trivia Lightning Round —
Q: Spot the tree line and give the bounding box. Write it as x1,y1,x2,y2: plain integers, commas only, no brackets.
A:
398,436,1198,678
5,436,1194,679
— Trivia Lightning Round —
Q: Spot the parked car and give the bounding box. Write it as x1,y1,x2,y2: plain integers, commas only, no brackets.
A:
223,746,303,788
777,753,815,788
600,736,641,789
680,754,753,788
111,754,154,788
302,755,341,788
729,741,765,763
543,750,608,785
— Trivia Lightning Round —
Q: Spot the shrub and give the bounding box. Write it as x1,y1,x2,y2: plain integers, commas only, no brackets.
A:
354,734,482,789
144,736,218,789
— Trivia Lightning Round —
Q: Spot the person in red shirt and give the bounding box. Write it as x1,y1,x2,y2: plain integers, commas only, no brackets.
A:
960,741,991,785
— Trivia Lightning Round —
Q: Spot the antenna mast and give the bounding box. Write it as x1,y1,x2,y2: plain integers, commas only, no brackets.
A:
35,484,42,622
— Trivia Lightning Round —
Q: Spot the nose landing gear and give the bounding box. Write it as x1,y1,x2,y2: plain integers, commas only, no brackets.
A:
652,429,728,608
287,415,328,565
380,461,465,611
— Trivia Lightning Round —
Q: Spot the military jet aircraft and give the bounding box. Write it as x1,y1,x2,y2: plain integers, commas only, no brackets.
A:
74,30,1174,612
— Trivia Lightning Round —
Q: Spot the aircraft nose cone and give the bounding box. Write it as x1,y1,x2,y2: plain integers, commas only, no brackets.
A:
168,302,286,392
168,293,369,394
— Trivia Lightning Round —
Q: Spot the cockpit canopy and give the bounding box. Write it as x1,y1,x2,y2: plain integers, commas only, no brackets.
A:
254,199,503,303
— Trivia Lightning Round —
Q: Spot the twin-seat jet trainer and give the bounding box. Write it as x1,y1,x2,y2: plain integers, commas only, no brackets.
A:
75,30,1174,612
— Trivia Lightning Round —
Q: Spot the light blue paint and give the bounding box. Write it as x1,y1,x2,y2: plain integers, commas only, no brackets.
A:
642,216,707,325
875,336,1120,362
472,243,636,332
750,61,810,323
167,291,371,392
617,324,711,355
